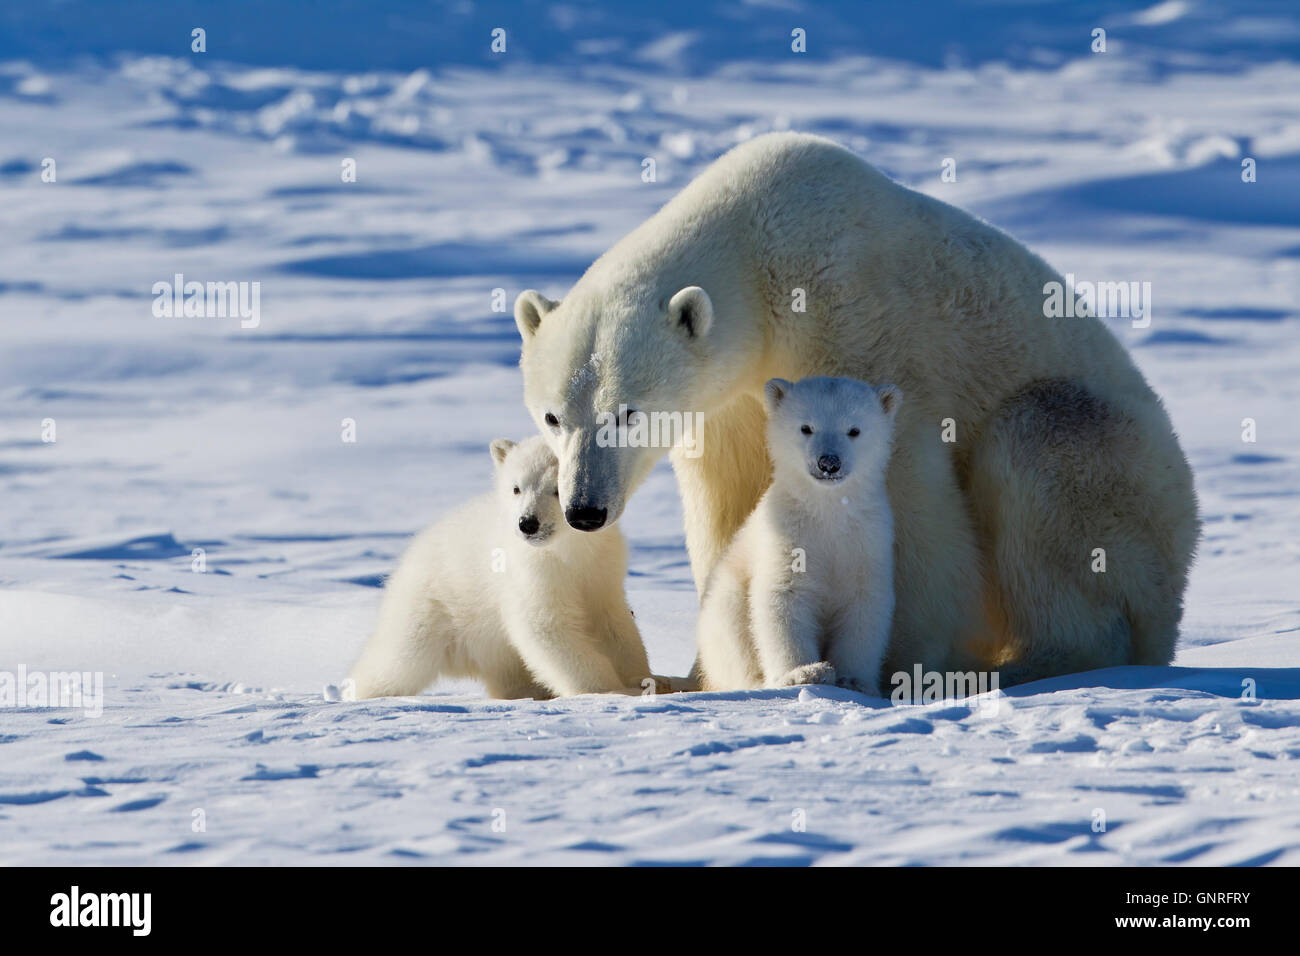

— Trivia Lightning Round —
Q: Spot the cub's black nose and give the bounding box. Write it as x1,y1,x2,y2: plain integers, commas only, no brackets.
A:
518,515,540,535
564,505,607,531
817,454,841,475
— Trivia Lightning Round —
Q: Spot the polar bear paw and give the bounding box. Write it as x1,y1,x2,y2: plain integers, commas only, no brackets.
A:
775,662,837,687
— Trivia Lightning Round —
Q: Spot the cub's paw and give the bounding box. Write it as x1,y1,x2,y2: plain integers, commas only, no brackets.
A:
775,662,837,687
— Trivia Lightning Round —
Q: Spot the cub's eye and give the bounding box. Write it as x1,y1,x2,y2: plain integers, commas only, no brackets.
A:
800,425,813,435
512,486,521,495
553,490,560,498
848,427,860,438
544,413,559,428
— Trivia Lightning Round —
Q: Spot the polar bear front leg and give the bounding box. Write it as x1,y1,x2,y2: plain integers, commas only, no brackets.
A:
750,577,825,688
346,594,448,699
598,595,660,690
503,605,628,697
696,568,764,690
672,393,772,593
826,596,893,697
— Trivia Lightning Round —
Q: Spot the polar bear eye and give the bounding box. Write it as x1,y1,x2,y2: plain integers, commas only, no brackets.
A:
544,413,559,428
800,425,813,435
512,486,521,495
848,427,860,438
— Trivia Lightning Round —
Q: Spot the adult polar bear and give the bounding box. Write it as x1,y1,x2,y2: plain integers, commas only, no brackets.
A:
514,132,1198,685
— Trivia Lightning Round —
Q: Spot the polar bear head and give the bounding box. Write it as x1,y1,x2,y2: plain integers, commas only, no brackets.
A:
490,435,565,547
763,376,901,491
514,284,742,532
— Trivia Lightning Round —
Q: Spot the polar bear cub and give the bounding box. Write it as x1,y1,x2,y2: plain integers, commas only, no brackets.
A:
697,376,901,694
346,436,658,700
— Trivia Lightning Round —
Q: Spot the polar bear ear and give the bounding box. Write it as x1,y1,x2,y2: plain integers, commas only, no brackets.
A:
667,286,713,339
514,291,557,341
764,378,793,411
876,384,903,418
489,438,516,468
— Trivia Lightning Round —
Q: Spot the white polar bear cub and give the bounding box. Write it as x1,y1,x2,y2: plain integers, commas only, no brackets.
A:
346,436,658,700
697,376,901,694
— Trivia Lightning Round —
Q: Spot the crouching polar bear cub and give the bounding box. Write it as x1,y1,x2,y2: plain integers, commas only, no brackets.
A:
697,377,899,694
346,436,660,700
515,131,1199,686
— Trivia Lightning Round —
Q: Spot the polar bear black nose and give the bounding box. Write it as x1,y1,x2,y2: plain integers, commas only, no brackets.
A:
519,515,540,535
817,454,841,475
565,505,607,531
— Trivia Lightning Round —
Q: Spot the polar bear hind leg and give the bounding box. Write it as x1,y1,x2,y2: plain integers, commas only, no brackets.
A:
970,378,1196,684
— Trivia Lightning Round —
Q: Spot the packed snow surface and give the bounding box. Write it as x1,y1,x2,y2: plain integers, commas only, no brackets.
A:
1,2,1298,864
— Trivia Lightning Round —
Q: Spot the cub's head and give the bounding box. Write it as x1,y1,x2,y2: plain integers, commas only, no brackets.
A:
763,376,901,490
490,435,565,547
514,284,727,533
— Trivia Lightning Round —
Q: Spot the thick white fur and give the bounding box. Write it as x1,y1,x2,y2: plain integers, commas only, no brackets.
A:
515,132,1199,686
346,436,657,699
697,377,899,693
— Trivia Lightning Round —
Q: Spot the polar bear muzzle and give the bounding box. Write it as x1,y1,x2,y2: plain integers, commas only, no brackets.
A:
564,504,607,531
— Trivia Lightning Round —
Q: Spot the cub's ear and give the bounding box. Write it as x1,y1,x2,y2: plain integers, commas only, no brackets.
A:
876,384,903,418
514,291,557,341
764,378,793,411
489,438,516,468
667,286,713,339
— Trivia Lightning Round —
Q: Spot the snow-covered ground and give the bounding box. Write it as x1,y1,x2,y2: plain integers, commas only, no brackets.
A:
1,2,1298,865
